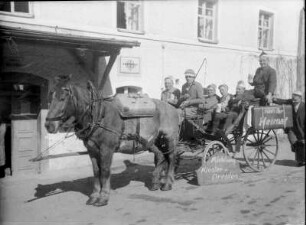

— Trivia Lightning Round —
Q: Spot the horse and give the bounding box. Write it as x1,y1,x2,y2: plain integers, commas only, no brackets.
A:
44,75,180,207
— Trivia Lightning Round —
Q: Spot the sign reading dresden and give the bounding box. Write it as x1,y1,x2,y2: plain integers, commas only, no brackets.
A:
196,152,241,186
120,57,140,74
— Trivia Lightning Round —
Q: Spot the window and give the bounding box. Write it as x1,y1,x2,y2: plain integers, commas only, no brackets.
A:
258,11,274,50
0,1,31,16
117,1,144,33
198,0,218,43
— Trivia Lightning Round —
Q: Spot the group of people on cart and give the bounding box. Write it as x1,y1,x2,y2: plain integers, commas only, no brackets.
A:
161,52,305,167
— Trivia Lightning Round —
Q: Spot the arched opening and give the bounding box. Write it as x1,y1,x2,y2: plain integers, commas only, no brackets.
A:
0,72,48,177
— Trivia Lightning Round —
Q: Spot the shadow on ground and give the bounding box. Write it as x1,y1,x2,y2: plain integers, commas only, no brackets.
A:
26,160,155,203
275,159,297,167
175,157,201,185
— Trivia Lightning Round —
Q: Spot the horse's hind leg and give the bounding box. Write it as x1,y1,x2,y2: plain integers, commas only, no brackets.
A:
161,136,176,191
86,151,101,205
149,144,165,191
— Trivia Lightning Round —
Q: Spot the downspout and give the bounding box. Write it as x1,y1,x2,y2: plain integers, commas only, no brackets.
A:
297,8,305,95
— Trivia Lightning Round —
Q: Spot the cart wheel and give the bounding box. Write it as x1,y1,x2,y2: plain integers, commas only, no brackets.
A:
242,128,278,172
202,141,229,163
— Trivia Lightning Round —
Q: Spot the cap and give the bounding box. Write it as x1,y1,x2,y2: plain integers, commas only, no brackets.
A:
292,90,303,97
184,69,196,77
236,80,246,88
207,84,216,91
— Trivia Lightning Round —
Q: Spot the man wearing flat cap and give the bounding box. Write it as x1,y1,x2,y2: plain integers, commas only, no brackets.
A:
273,90,305,166
178,69,205,118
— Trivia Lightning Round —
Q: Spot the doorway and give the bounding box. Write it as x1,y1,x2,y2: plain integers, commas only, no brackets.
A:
0,72,48,176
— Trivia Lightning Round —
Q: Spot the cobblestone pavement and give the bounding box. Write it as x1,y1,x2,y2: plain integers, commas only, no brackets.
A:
0,139,305,225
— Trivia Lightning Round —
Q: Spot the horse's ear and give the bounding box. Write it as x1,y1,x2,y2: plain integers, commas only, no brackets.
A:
87,80,95,91
54,74,72,85
87,80,98,99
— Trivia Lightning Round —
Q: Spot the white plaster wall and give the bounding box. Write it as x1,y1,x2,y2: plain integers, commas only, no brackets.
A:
0,1,302,54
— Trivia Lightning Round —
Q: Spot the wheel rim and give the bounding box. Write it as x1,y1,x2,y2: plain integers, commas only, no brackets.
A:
242,129,278,172
203,141,229,163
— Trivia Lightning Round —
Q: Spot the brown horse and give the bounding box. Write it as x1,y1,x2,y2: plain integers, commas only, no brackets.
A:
45,75,179,206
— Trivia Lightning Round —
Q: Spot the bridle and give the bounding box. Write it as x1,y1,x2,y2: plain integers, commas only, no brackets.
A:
45,86,80,124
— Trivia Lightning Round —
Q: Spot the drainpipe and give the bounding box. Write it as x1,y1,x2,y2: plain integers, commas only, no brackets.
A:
297,8,305,96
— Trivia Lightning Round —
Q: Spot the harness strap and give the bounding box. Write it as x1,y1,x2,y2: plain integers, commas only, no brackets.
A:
282,104,286,128
46,116,64,122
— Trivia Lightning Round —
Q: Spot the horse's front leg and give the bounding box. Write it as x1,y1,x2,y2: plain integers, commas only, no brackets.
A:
149,144,165,191
93,143,115,207
86,150,101,205
161,136,176,191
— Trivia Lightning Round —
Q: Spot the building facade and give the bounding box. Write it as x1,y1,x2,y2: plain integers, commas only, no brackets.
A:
0,0,304,174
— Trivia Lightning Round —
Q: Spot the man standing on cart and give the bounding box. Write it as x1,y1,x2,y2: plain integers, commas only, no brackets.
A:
248,52,277,105
273,90,305,166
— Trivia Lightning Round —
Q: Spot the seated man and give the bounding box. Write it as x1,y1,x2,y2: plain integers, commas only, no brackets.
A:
161,76,181,108
178,69,205,119
248,52,277,105
273,90,305,166
198,84,218,125
211,81,254,135
216,84,232,113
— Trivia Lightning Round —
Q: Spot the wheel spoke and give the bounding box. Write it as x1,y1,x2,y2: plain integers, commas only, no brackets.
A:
261,130,272,142
262,144,277,147
263,148,277,157
250,149,259,165
262,150,273,164
256,131,260,143
262,137,273,144
256,149,260,168
246,138,257,144
259,130,264,142
260,151,266,168
252,133,258,142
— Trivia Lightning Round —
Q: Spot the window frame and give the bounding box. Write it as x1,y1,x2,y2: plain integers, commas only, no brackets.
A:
117,0,145,35
198,0,219,44
0,1,34,18
258,10,274,51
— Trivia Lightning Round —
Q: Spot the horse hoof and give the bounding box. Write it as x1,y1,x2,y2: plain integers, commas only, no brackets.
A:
149,183,161,191
93,199,108,207
86,197,98,205
161,184,172,191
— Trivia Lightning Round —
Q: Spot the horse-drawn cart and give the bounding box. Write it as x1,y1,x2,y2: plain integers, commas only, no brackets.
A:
176,101,293,172
30,79,294,206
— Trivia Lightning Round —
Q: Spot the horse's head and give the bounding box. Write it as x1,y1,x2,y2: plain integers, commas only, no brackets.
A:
45,74,76,133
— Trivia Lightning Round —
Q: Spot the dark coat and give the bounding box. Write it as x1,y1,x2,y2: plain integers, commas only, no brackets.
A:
273,99,305,141
251,65,277,98
179,81,205,107
227,91,255,113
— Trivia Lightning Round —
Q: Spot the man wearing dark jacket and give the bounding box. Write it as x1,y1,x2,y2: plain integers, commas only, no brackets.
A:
211,81,255,135
248,52,277,104
178,69,205,119
273,90,305,166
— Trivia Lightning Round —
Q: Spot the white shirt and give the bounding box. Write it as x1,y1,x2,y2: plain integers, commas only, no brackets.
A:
294,102,300,113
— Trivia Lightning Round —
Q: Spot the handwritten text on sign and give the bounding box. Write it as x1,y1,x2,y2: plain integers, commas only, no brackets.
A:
252,105,293,130
196,152,241,186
